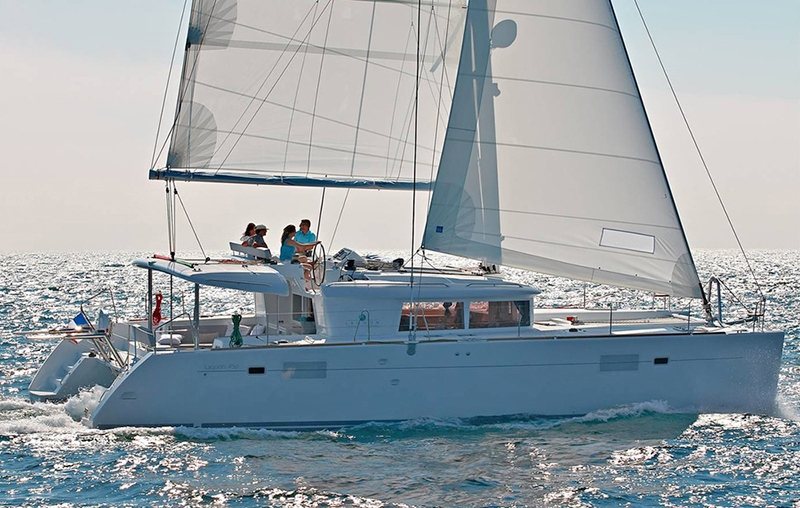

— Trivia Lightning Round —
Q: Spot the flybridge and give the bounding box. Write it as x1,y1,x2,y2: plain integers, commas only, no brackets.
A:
149,169,432,190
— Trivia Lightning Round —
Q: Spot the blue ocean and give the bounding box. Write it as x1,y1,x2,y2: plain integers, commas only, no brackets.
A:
1,250,798,507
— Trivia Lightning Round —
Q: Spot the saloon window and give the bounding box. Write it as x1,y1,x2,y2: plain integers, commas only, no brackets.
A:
468,300,530,328
399,302,465,331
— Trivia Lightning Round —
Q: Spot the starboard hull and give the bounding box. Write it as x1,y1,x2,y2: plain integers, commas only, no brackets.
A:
90,331,784,429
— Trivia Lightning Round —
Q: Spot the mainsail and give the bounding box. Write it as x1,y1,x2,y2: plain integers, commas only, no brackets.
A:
423,0,704,298
160,0,466,189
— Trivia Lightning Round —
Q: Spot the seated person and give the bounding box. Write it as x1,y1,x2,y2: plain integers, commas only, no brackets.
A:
295,219,316,255
240,222,256,246
279,224,319,280
249,224,269,249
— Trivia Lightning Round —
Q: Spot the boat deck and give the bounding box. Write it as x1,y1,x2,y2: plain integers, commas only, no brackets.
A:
126,307,732,354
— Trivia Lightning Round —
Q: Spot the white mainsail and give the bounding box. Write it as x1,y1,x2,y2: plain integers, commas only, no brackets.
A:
423,0,703,298
164,0,466,188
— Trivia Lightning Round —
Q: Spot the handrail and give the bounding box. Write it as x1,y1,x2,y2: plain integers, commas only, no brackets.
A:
353,310,371,342
117,324,157,365
153,312,191,333
78,288,119,328
93,327,125,370
705,276,765,329
128,324,155,342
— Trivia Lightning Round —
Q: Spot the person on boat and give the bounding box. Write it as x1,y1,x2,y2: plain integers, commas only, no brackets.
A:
240,222,256,246
249,224,270,249
295,219,316,255
280,224,318,280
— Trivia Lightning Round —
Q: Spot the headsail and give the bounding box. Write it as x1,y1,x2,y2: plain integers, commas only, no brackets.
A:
423,0,703,298
163,0,466,188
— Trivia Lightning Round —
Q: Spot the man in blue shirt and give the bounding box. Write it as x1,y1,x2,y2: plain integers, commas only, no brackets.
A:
295,219,316,255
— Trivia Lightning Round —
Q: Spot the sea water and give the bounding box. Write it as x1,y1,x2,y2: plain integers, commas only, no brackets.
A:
0,250,798,507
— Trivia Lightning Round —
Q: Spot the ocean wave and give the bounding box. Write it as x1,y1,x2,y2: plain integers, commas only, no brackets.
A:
774,393,800,422
573,399,673,422
0,396,87,436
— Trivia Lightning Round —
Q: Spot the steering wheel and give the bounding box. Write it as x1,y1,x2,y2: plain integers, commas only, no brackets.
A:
311,242,327,286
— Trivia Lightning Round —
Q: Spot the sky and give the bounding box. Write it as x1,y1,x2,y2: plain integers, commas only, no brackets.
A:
0,0,798,255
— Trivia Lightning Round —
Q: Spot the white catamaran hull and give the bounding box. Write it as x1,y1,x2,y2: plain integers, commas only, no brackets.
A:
91,331,783,429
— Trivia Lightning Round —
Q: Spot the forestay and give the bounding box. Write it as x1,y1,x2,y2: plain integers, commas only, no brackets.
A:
423,0,703,298
163,0,466,188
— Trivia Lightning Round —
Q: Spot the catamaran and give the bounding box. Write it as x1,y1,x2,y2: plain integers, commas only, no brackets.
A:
30,0,784,429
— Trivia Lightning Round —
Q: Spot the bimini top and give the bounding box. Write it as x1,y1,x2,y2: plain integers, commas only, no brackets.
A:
133,257,289,296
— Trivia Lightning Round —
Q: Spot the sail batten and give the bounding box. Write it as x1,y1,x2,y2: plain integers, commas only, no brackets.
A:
422,0,704,298
486,75,641,99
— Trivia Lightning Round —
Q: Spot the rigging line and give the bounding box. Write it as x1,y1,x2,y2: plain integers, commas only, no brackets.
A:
175,122,440,165
389,72,421,179
332,0,378,246
329,188,351,245
165,181,179,259
409,0,422,331
475,9,617,34
717,277,755,316
347,1,378,179
214,2,329,171
188,76,446,151
152,123,177,170
388,15,446,181
174,184,208,261
307,0,335,176
631,0,764,301
207,13,453,82
418,9,452,126
428,0,453,211
416,6,447,159
282,0,318,176
435,2,457,97
165,182,174,257
388,9,435,181
151,30,204,167
388,26,432,183
316,186,327,241
162,0,222,168
384,23,415,178
420,249,448,273
151,0,190,170
171,185,178,259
